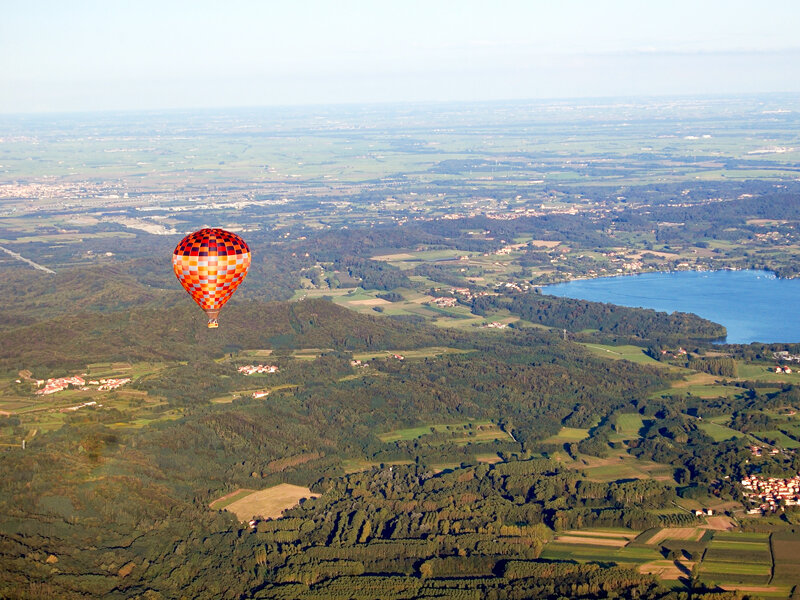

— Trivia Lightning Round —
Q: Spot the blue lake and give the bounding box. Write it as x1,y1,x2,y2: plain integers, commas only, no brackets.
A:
543,270,800,344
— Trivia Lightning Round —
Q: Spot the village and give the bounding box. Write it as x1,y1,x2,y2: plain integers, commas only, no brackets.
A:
740,473,800,514
237,364,280,375
32,375,131,395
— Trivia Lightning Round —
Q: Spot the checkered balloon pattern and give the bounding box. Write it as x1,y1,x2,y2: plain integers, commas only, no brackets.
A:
173,228,251,315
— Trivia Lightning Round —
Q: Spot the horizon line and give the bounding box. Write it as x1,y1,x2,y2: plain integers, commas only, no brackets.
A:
2,91,799,119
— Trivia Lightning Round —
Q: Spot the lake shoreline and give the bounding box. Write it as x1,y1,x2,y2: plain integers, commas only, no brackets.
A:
542,269,800,345
537,265,788,289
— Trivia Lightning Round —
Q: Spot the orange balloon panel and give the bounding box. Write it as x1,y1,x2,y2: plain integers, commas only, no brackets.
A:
173,229,251,323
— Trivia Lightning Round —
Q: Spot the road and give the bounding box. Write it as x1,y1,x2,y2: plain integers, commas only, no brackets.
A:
0,245,55,274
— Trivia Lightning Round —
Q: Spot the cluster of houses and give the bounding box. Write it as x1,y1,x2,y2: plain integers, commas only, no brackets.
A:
35,375,87,395
95,378,131,391
35,376,130,396
349,359,368,368
450,288,476,300
431,297,457,308
450,287,488,301
773,351,800,362
660,348,688,359
622,261,643,272
741,474,800,514
482,322,508,329
237,364,279,375
425,287,486,303
750,445,781,457
61,401,100,413
497,281,531,293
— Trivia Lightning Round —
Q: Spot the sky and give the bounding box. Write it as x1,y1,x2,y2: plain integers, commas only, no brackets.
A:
2,0,800,113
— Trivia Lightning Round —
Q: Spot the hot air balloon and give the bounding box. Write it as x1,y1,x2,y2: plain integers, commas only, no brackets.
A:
173,228,251,328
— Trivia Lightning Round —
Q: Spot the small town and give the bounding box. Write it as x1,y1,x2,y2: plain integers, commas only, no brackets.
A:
740,473,800,513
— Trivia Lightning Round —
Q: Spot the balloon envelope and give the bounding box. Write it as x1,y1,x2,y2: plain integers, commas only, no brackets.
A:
173,228,251,328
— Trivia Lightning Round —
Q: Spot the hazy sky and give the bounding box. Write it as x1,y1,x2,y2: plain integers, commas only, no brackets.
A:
2,0,799,113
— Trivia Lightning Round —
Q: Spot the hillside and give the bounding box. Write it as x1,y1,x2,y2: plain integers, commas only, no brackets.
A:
0,299,449,374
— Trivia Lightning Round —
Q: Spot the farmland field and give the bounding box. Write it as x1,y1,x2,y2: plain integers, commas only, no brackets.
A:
771,532,800,585
554,536,627,547
647,527,706,544
541,527,799,595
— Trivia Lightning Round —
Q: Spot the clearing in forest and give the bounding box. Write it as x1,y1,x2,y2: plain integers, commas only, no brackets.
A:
613,412,645,437
213,484,320,521
569,452,674,482
347,298,391,306
378,420,511,444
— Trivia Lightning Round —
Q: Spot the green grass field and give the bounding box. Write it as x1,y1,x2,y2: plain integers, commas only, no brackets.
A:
579,343,663,366
209,488,256,511
541,427,590,444
697,421,746,441
757,430,800,449
654,384,743,399
614,412,645,438
540,541,661,565
737,362,800,383
699,560,771,575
